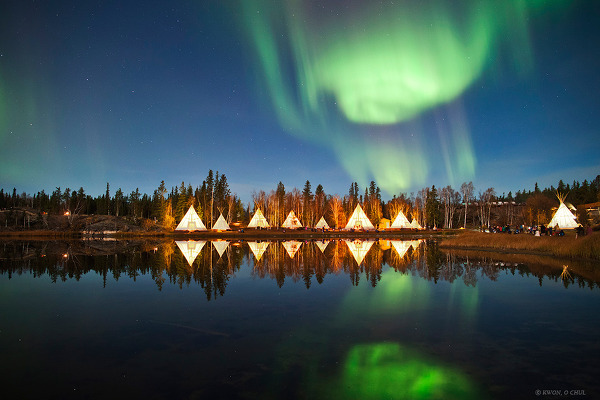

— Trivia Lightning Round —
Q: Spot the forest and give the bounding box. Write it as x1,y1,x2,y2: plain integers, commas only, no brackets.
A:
1,171,599,230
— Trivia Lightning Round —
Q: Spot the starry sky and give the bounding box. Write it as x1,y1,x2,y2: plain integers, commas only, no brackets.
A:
1,0,598,202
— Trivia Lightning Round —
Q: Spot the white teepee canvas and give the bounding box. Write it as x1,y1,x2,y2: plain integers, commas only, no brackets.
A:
212,240,229,257
282,211,302,229
548,194,579,229
282,241,302,258
315,240,330,253
176,240,206,266
248,209,270,228
248,241,269,261
176,206,206,231
390,210,411,229
315,216,330,229
345,239,374,264
409,219,423,229
212,213,230,231
344,204,375,230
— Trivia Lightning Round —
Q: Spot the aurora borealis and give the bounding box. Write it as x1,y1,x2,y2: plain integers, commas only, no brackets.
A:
0,1,598,199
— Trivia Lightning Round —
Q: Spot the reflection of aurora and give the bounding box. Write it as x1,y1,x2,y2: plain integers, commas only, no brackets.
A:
337,343,480,400
239,1,558,192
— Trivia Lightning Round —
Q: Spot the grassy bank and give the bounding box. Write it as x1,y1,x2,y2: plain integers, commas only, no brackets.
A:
440,231,600,260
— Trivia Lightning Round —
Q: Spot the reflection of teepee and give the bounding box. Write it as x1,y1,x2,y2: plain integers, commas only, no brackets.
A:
282,211,302,229
176,240,206,266
390,210,411,229
248,209,270,228
315,217,330,229
176,206,206,231
282,241,302,258
315,240,330,253
212,240,229,257
345,239,374,264
344,204,375,230
248,241,269,261
212,214,230,231
390,240,411,258
548,193,579,229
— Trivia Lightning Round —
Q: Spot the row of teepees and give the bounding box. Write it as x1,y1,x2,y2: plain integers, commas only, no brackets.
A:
176,204,422,231
177,192,576,231
176,206,231,231
245,204,421,231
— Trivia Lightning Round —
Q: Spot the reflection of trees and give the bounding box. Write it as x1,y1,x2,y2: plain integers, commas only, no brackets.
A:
1,240,599,294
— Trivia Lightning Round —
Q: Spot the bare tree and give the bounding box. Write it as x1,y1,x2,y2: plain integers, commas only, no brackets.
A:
477,188,496,228
460,182,474,228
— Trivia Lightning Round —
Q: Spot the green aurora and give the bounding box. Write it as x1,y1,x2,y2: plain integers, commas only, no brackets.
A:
240,0,561,193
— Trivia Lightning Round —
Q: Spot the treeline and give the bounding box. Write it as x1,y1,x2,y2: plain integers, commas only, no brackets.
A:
1,173,599,229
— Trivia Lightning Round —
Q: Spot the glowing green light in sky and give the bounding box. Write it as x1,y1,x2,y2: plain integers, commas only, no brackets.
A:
340,343,480,400
240,1,557,192
299,5,490,125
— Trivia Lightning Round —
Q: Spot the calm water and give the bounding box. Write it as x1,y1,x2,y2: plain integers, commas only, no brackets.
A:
0,239,599,399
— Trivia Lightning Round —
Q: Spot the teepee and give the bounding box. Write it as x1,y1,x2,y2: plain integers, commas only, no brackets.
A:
176,240,206,266
315,216,330,229
212,213,230,231
409,219,422,229
548,193,579,229
282,211,302,229
176,206,206,231
345,239,374,265
390,210,411,229
248,209,270,228
344,204,375,230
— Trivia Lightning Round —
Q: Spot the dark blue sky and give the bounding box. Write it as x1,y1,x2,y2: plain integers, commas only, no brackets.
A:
1,1,598,202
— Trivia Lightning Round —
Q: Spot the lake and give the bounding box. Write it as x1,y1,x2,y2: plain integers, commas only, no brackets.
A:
1,239,598,399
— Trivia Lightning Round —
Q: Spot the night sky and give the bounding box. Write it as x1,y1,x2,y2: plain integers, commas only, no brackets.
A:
1,1,598,202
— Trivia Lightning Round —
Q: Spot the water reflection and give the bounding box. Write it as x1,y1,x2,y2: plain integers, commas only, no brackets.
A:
1,239,599,399
1,240,599,301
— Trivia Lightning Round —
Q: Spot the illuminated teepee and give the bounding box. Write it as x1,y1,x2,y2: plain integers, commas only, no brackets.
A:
248,209,270,228
344,204,375,230
282,211,302,229
212,213,230,231
409,219,423,229
212,240,229,257
176,240,206,266
176,206,206,231
315,216,330,229
390,210,411,229
282,240,302,258
248,241,269,261
345,239,374,264
548,193,579,229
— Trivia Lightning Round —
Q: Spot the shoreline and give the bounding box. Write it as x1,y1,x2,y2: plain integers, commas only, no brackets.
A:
0,228,455,241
